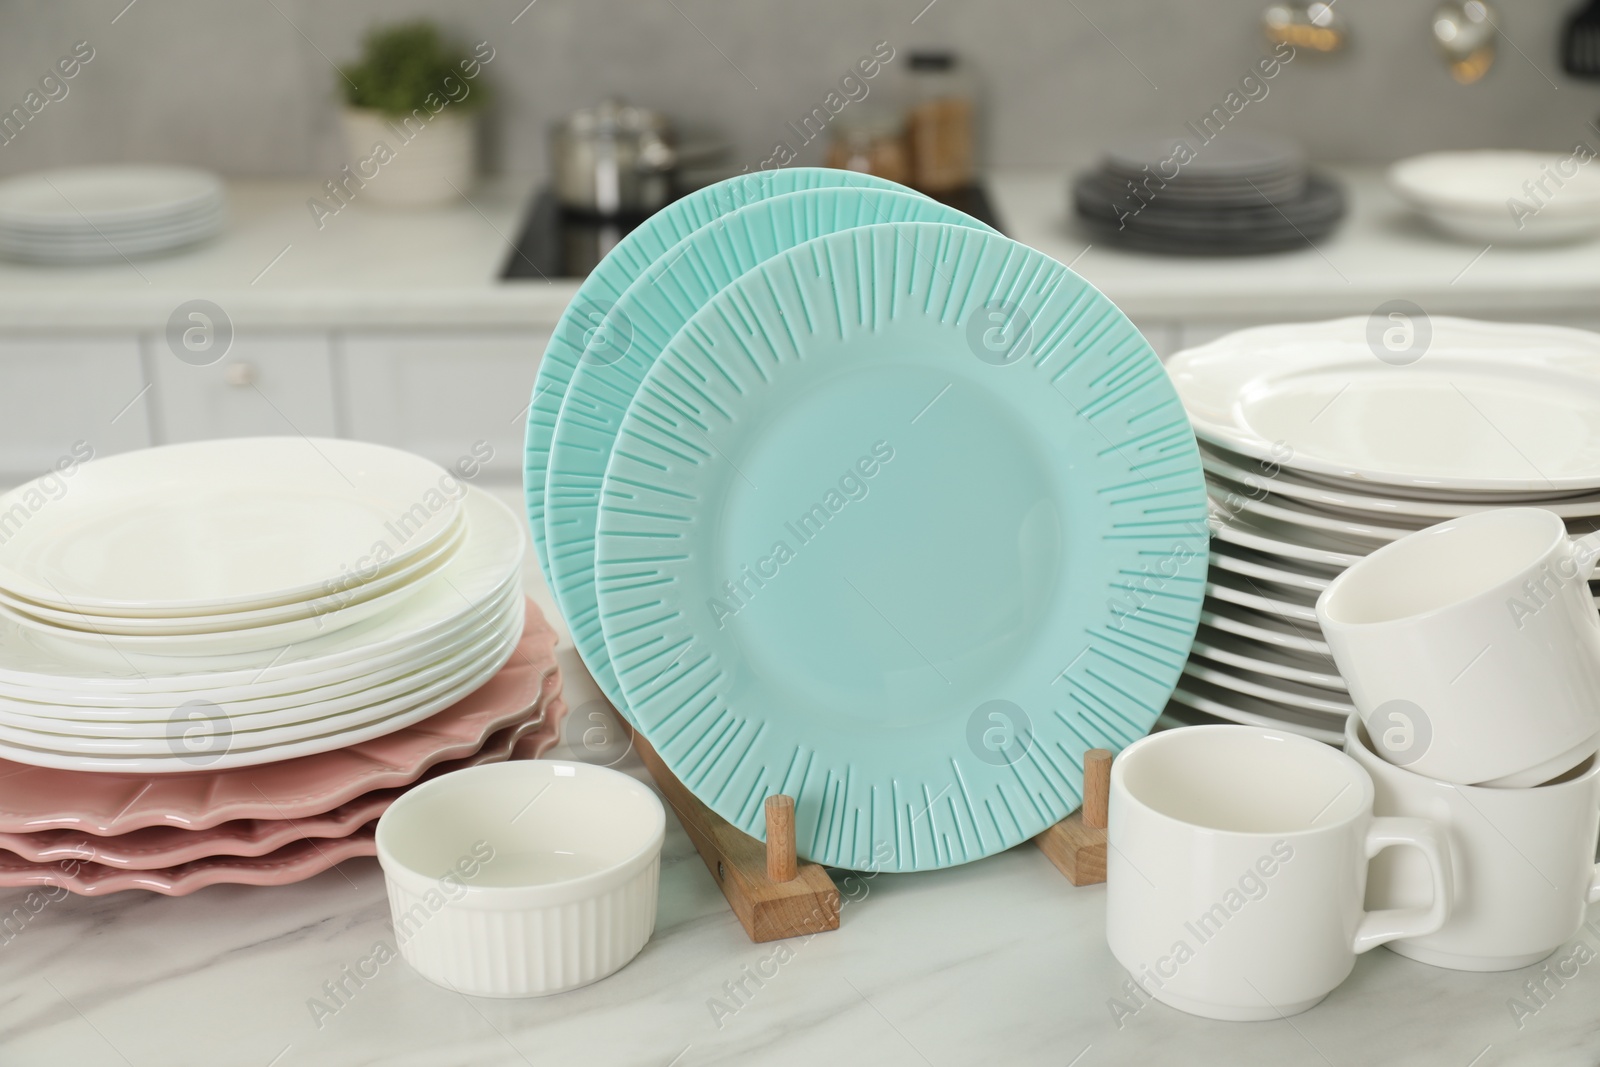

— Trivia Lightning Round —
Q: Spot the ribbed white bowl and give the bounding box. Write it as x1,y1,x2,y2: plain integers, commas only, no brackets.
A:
377,760,665,998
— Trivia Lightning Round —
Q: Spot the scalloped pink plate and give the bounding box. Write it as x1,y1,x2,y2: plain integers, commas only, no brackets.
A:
0,832,381,896
0,708,567,894
0,709,563,870
0,600,561,835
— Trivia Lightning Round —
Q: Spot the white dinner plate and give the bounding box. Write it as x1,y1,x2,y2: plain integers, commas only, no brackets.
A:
1208,545,1333,593
1203,447,1600,521
0,601,517,736
0,520,467,656
1200,601,1331,655
1389,152,1600,246
1212,495,1600,585
0,204,224,243
1170,317,1600,493
0,223,223,263
0,486,522,694
1206,569,1318,623
0,166,223,227
0,579,519,712
1191,625,1344,689
0,586,519,726
1210,487,1419,544
0,610,521,773
1213,508,1370,569
0,192,222,229
0,437,462,615
1169,678,1344,745
1182,659,1353,716
0,613,518,752
0,511,464,637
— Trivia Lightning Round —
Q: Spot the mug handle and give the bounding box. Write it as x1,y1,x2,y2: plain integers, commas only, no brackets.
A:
1588,791,1600,905
1572,533,1600,578
1352,816,1454,954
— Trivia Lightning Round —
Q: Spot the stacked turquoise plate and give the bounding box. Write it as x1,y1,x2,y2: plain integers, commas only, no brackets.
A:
526,169,1208,871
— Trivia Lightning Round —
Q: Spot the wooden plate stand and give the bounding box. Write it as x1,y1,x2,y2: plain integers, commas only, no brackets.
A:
1032,748,1112,886
632,733,1113,943
632,732,840,943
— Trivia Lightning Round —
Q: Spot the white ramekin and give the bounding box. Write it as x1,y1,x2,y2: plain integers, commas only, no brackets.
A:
376,759,665,997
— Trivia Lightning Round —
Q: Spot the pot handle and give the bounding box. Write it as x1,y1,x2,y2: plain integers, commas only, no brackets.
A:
1352,816,1454,954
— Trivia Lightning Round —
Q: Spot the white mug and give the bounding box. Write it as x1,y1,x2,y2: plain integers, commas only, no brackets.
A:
1345,714,1600,971
1317,507,1600,787
1106,725,1453,1021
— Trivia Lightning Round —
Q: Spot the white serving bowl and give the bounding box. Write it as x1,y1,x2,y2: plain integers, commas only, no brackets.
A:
1388,150,1600,245
376,759,665,998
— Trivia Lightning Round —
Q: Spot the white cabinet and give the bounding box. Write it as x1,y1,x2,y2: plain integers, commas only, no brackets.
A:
0,336,151,481
337,330,547,482
148,332,339,443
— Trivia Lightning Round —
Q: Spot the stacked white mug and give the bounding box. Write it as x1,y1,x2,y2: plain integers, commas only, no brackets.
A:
1317,507,1600,971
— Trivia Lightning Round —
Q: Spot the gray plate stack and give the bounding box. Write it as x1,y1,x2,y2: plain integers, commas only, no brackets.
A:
1073,133,1344,254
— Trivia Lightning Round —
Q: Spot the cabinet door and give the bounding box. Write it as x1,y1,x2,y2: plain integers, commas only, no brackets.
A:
338,330,548,482
0,336,151,484
149,332,338,443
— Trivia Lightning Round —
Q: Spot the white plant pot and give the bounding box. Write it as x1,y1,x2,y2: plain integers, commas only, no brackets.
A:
340,107,476,208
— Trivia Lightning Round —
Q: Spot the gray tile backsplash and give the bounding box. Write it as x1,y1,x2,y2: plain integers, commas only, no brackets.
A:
0,0,1595,178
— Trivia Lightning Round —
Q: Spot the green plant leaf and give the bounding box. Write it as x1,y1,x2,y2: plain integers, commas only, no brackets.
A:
341,20,488,116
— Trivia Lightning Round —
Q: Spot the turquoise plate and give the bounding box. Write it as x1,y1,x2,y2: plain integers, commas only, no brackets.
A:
547,187,994,717
594,223,1208,872
523,168,913,589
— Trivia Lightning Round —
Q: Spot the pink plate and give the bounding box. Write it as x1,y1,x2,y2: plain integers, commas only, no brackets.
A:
0,710,562,870
0,831,382,896
0,600,562,835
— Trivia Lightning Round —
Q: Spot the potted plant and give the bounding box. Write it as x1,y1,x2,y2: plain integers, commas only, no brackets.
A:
338,21,493,208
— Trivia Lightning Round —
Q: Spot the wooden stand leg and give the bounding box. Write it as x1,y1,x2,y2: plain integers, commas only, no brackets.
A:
632,732,840,942
1034,748,1112,886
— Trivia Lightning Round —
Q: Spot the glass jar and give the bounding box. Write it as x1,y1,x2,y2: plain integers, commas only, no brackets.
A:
906,50,976,192
826,110,911,185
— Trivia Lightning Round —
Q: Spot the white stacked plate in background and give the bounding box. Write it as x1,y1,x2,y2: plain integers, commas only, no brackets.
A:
0,165,225,264
1164,316,1600,743
1389,150,1600,245
0,437,527,772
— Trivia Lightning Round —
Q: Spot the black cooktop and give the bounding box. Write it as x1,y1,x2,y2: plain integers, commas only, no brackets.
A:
501,181,1005,280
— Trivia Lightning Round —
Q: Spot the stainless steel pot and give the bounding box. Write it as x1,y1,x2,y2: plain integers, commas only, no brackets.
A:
550,99,678,216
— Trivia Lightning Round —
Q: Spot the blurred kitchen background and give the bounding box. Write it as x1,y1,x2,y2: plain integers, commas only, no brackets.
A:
3,0,1600,489
2,0,1595,174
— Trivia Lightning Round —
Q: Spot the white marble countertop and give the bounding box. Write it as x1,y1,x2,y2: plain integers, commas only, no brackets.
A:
0,178,572,331
4,168,1600,333
1,486,1596,1067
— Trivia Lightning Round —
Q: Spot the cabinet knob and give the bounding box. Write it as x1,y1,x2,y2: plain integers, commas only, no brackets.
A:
223,361,258,387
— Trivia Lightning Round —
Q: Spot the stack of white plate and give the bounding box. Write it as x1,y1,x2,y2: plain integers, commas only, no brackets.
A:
0,166,225,264
1165,316,1600,743
0,438,525,771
